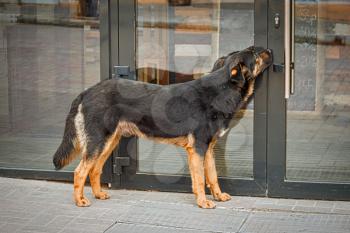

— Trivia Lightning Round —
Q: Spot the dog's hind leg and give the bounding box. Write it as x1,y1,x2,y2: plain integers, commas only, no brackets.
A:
74,158,95,207
204,140,231,202
89,131,121,200
187,147,216,209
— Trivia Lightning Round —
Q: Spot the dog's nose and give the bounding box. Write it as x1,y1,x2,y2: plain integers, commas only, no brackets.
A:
265,49,273,60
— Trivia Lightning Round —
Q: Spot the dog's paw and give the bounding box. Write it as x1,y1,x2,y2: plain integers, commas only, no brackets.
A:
197,199,216,209
94,191,110,200
75,196,91,207
215,192,232,202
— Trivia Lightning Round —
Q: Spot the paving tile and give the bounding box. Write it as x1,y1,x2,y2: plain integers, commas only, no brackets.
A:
73,217,115,226
239,212,350,233
60,222,112,233
46,215,75,228
98,204,135,220
0,216,31,225
18,225,62,233
43,204,87,216
332,208,350,215
252,203,281,211
58,228,101,233
116,204,248,233
1,223,26,233
295,200,317,207
334,201,350,210
219,196,256,210
292,206,332,213
276,198,297,206
0,199,33,213
0,209,36,219
254,198,278,205
315,200,335,209
264,205,294,211
106,222,213,233
3,187,35,201
77,207,111,219
26,213,57,226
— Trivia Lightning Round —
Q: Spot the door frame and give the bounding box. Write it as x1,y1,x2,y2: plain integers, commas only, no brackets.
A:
107,0,269,196
266,0,350,200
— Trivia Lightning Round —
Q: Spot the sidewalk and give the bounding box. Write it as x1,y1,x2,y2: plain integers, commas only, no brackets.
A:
0,177,349,233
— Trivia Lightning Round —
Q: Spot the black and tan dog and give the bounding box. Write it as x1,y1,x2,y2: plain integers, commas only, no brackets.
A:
53,46,272,208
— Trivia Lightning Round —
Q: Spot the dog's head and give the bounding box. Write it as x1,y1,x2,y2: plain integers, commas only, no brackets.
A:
209,46,272,105
212,46,273,86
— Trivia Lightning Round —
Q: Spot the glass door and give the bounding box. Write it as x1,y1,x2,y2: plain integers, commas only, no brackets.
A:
111,0,269,196
0,0,103,181
267,0,350,199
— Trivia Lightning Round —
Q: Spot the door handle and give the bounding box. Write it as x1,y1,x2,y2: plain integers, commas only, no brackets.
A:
273,63,284,73
291,0,295,96
113,66,136,80
114,66,130,78
284,0,295,99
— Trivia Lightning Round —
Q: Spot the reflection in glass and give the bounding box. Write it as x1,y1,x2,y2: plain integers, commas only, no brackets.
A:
136,0,254,178
287,1,350,182
0,0,100,170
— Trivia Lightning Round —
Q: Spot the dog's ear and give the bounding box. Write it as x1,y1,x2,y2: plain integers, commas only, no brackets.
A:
211,56,227,72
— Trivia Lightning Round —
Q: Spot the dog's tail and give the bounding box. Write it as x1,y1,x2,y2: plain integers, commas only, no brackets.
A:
53,95,82,170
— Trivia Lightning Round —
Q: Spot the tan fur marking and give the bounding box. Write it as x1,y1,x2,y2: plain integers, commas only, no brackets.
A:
204,139,231,202
253,57,264,77
89,129,122,200
74,127,122,206
117,121,142,137
243,80,256,102
260,51,270,61
74,159,94,207
187,146,216,209
117,121,194,148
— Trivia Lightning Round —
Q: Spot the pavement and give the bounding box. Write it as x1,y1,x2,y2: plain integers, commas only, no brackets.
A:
0,177,350,233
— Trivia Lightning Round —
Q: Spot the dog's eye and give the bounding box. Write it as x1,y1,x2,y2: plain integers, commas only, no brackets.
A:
231,68,238,76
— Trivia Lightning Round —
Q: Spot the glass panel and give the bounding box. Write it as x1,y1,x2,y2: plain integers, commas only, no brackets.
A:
0,0,100,170
136,0,254,178
287,0,350,182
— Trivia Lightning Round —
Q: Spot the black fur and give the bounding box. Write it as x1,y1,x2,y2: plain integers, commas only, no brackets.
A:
53,46,272,169
53,95,82,170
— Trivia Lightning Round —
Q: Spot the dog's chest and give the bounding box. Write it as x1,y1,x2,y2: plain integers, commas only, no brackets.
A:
218,128,229,137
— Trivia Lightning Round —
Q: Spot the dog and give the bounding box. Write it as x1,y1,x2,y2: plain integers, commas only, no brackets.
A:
53,46,272,208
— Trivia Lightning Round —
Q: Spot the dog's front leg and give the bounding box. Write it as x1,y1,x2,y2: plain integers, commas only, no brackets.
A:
204,141,231,202
186,147,216,209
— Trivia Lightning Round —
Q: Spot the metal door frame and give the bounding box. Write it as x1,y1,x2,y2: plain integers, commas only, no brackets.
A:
107,0,269,196
266,0,350,200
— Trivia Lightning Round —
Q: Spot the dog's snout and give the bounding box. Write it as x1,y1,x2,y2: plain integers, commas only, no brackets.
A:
261,49,273,64
267,49,273,60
